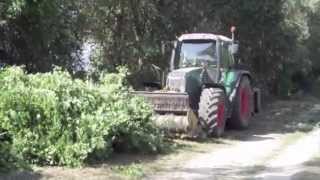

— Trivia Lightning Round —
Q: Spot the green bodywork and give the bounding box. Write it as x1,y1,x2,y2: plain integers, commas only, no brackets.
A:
223,71,237,95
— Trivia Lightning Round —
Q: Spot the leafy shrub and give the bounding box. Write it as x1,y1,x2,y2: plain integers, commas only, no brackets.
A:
0,129,23,172
0,67,163,168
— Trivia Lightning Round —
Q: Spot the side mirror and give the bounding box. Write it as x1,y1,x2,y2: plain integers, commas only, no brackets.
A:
229,43,239,54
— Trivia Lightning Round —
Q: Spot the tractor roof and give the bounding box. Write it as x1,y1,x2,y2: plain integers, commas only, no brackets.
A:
178,33,232,42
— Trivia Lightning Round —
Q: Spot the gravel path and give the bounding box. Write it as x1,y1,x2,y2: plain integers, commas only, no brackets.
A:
148,101,320,180
256,129,320,180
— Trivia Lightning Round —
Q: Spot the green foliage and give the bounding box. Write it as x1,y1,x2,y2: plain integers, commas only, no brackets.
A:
0,0,86,72
1,0,320,95
307,2,320,77
0,130,26,172
83,0,312,95
0,67,163,168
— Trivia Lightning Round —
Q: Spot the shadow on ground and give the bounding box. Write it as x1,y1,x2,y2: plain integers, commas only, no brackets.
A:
223,98,320,142
0,171,43,180
152,163,320,180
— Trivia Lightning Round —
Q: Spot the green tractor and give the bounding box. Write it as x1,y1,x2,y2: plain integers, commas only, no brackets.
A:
135,28,261,137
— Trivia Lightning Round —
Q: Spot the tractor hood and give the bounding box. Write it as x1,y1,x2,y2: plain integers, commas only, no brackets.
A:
166,67,203,93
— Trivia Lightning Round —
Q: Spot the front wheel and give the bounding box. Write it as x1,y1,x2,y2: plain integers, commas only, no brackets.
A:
198,88,227,137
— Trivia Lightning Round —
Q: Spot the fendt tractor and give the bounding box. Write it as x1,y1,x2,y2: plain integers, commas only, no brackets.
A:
135,27,261,137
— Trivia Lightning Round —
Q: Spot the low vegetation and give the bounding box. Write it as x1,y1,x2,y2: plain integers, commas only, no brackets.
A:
0,67,164,170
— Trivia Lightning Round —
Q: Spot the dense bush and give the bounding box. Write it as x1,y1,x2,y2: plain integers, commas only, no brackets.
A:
0,67,163,168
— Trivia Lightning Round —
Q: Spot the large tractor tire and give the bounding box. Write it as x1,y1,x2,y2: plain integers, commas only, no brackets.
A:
198,88,227,137
229,76,253,129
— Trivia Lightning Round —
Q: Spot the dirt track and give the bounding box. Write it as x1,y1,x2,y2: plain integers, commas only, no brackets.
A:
148,98,320,180
1,98,320,180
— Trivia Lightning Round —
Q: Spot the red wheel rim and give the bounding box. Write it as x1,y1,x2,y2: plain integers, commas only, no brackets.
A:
240,87,250,120
217,102,225,127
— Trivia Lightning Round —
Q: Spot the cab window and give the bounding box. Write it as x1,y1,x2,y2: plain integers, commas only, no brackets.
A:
221,42,234,68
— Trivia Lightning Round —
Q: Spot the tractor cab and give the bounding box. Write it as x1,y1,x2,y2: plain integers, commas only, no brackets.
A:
166,33,238,95
171,33,237,70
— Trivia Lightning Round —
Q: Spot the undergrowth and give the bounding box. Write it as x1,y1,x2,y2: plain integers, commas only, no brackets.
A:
0,67,163,169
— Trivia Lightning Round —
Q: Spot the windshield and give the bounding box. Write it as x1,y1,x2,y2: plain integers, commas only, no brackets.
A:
178,40,217,68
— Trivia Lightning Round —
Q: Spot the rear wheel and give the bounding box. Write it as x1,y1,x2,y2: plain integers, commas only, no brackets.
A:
229,76,253,129
198,88,227,137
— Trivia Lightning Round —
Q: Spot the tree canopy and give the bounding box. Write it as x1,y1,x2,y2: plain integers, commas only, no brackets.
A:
1,0,320,95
